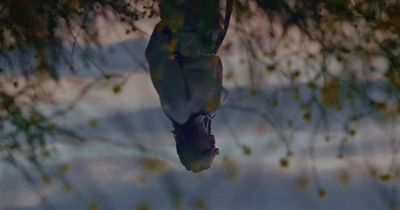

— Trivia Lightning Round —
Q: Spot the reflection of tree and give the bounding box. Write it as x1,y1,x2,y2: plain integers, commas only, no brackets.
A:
1,0,139,184
1,0,400,209
225,0,400,205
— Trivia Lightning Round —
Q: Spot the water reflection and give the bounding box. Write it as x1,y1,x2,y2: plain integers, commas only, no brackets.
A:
2,0,400,209
145,0,233,172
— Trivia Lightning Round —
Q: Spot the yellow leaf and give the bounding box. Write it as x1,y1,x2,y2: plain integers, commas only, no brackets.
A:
348,129,357,137
225,71,235,80
318,188,327,199
195,199,207,210
266,64,276,72
58,163,70,175
204,98,219,113
42,175,52,186
346,91,354,100
136,204,151,210
279,158,289,168
112,85,122,94
35,62,52,80
29,112,41,124
47,122,57,131
222,156,238,179
325,135,330,142
293,89,301,100
69,0,83,11
339,170,351,185
379,174,392,182
88,202,100,210
307,82,317,90
242,145,252,156
291,71,301,80
41,149,50,158
321,79,341,109
142,158,168,172
166,38,178,60
303,112,312,123
104,74,112,80
296,176,309,190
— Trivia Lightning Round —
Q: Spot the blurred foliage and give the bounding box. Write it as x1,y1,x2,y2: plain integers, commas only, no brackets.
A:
232,0,400,178
0,1,154,147
0,0,156,76
1,0,400,208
